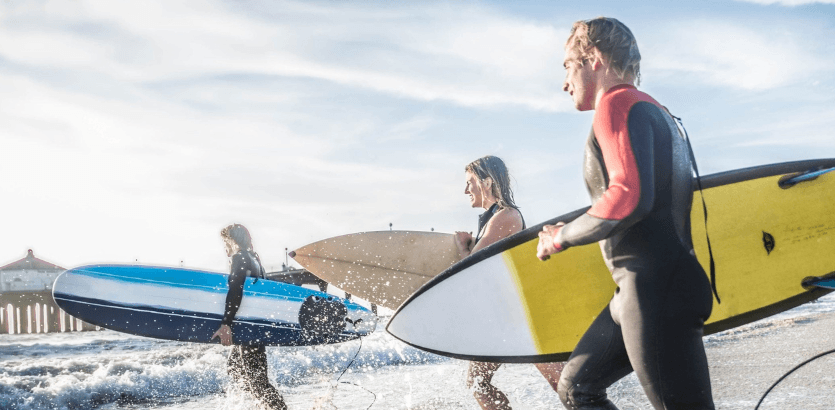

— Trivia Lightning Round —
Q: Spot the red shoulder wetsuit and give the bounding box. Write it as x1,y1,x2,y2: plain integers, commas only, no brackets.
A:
554,85,715,410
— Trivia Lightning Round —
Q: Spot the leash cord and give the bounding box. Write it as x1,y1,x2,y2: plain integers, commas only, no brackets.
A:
671,114,720,304
334,336,377,410
755,347,835,409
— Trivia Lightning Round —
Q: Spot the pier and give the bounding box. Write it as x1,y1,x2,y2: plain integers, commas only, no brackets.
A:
0,250,97,335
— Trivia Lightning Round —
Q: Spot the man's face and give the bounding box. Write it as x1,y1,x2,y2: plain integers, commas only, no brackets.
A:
562,46,596,111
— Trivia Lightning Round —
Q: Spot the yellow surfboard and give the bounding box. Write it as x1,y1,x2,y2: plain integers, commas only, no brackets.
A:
387,159,835,363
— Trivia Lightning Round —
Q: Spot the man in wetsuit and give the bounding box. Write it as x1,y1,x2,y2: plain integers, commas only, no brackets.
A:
536,18,715,409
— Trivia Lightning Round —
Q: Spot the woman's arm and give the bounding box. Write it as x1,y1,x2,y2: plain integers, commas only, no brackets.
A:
212,253,248,346
460,208,524,258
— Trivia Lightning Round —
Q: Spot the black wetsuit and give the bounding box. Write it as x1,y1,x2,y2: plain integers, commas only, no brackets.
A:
223,250,287,410
552,85,715,409
475,204,526,244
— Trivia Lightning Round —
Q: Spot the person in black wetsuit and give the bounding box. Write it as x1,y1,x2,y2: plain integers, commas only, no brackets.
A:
536,18,715,410
211,224,287,410
454,155,565,410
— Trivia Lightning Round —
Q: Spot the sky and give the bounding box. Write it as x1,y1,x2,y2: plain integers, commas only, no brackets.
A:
1,0,834,273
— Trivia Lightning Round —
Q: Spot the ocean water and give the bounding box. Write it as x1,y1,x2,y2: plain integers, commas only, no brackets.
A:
2,293,834,410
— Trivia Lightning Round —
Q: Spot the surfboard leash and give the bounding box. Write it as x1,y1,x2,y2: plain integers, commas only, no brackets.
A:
755,347,835,409
332,335,377,410
671,114,720,304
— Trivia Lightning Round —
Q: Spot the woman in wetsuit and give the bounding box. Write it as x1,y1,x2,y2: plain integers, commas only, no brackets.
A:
455,156,564,410
211,224,287,410
537,18,715,410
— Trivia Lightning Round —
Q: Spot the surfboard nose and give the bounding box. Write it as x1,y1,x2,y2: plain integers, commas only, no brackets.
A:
387,254,542,360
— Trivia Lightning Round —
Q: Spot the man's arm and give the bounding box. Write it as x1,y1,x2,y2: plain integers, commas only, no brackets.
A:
553,97,659,251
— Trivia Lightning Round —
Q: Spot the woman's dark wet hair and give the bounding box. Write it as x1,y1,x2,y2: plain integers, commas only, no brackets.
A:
465,155,519,210
221,224,253,251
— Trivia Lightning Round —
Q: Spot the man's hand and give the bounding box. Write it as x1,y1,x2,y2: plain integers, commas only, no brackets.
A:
537,223,565,261
211,324,233,346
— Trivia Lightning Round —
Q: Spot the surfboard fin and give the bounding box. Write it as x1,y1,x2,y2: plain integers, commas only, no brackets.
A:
801,273,835,290
778,166,835,189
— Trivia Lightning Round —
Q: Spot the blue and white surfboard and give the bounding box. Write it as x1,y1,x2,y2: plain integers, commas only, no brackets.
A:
52,264,376,346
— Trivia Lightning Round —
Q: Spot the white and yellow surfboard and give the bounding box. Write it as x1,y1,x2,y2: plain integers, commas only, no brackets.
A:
387,159,835,363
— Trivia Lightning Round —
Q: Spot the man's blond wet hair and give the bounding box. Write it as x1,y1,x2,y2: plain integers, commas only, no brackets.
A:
566,17,641,85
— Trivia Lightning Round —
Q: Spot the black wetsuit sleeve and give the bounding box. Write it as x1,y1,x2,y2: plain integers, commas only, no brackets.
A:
221,252,249,326
555,98,658,249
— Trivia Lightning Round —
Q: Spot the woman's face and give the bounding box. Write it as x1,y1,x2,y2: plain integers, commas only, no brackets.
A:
223,237,237,257
464,171,488,209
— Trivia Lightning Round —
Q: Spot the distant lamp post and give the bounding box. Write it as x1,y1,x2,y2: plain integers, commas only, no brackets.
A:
389,223,393,231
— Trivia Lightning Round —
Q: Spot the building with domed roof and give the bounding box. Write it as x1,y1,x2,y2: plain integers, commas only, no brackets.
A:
0,250,96,334
0,249,64,292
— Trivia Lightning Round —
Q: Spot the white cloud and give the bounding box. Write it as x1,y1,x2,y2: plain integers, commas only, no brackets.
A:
643,20,831,90
722,106,835,148
735,0,835,5
0,0,569,112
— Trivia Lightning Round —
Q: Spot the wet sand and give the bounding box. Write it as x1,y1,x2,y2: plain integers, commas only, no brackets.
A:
486,304,835,409
708,311,835,409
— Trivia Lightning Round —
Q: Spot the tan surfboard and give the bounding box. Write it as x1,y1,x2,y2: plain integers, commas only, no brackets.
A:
290,231,460,309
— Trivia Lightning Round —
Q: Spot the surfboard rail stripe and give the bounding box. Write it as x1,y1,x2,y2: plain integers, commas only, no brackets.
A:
67,265,318,301
53,293,302,330
388,158,835,363
69,267,230,292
